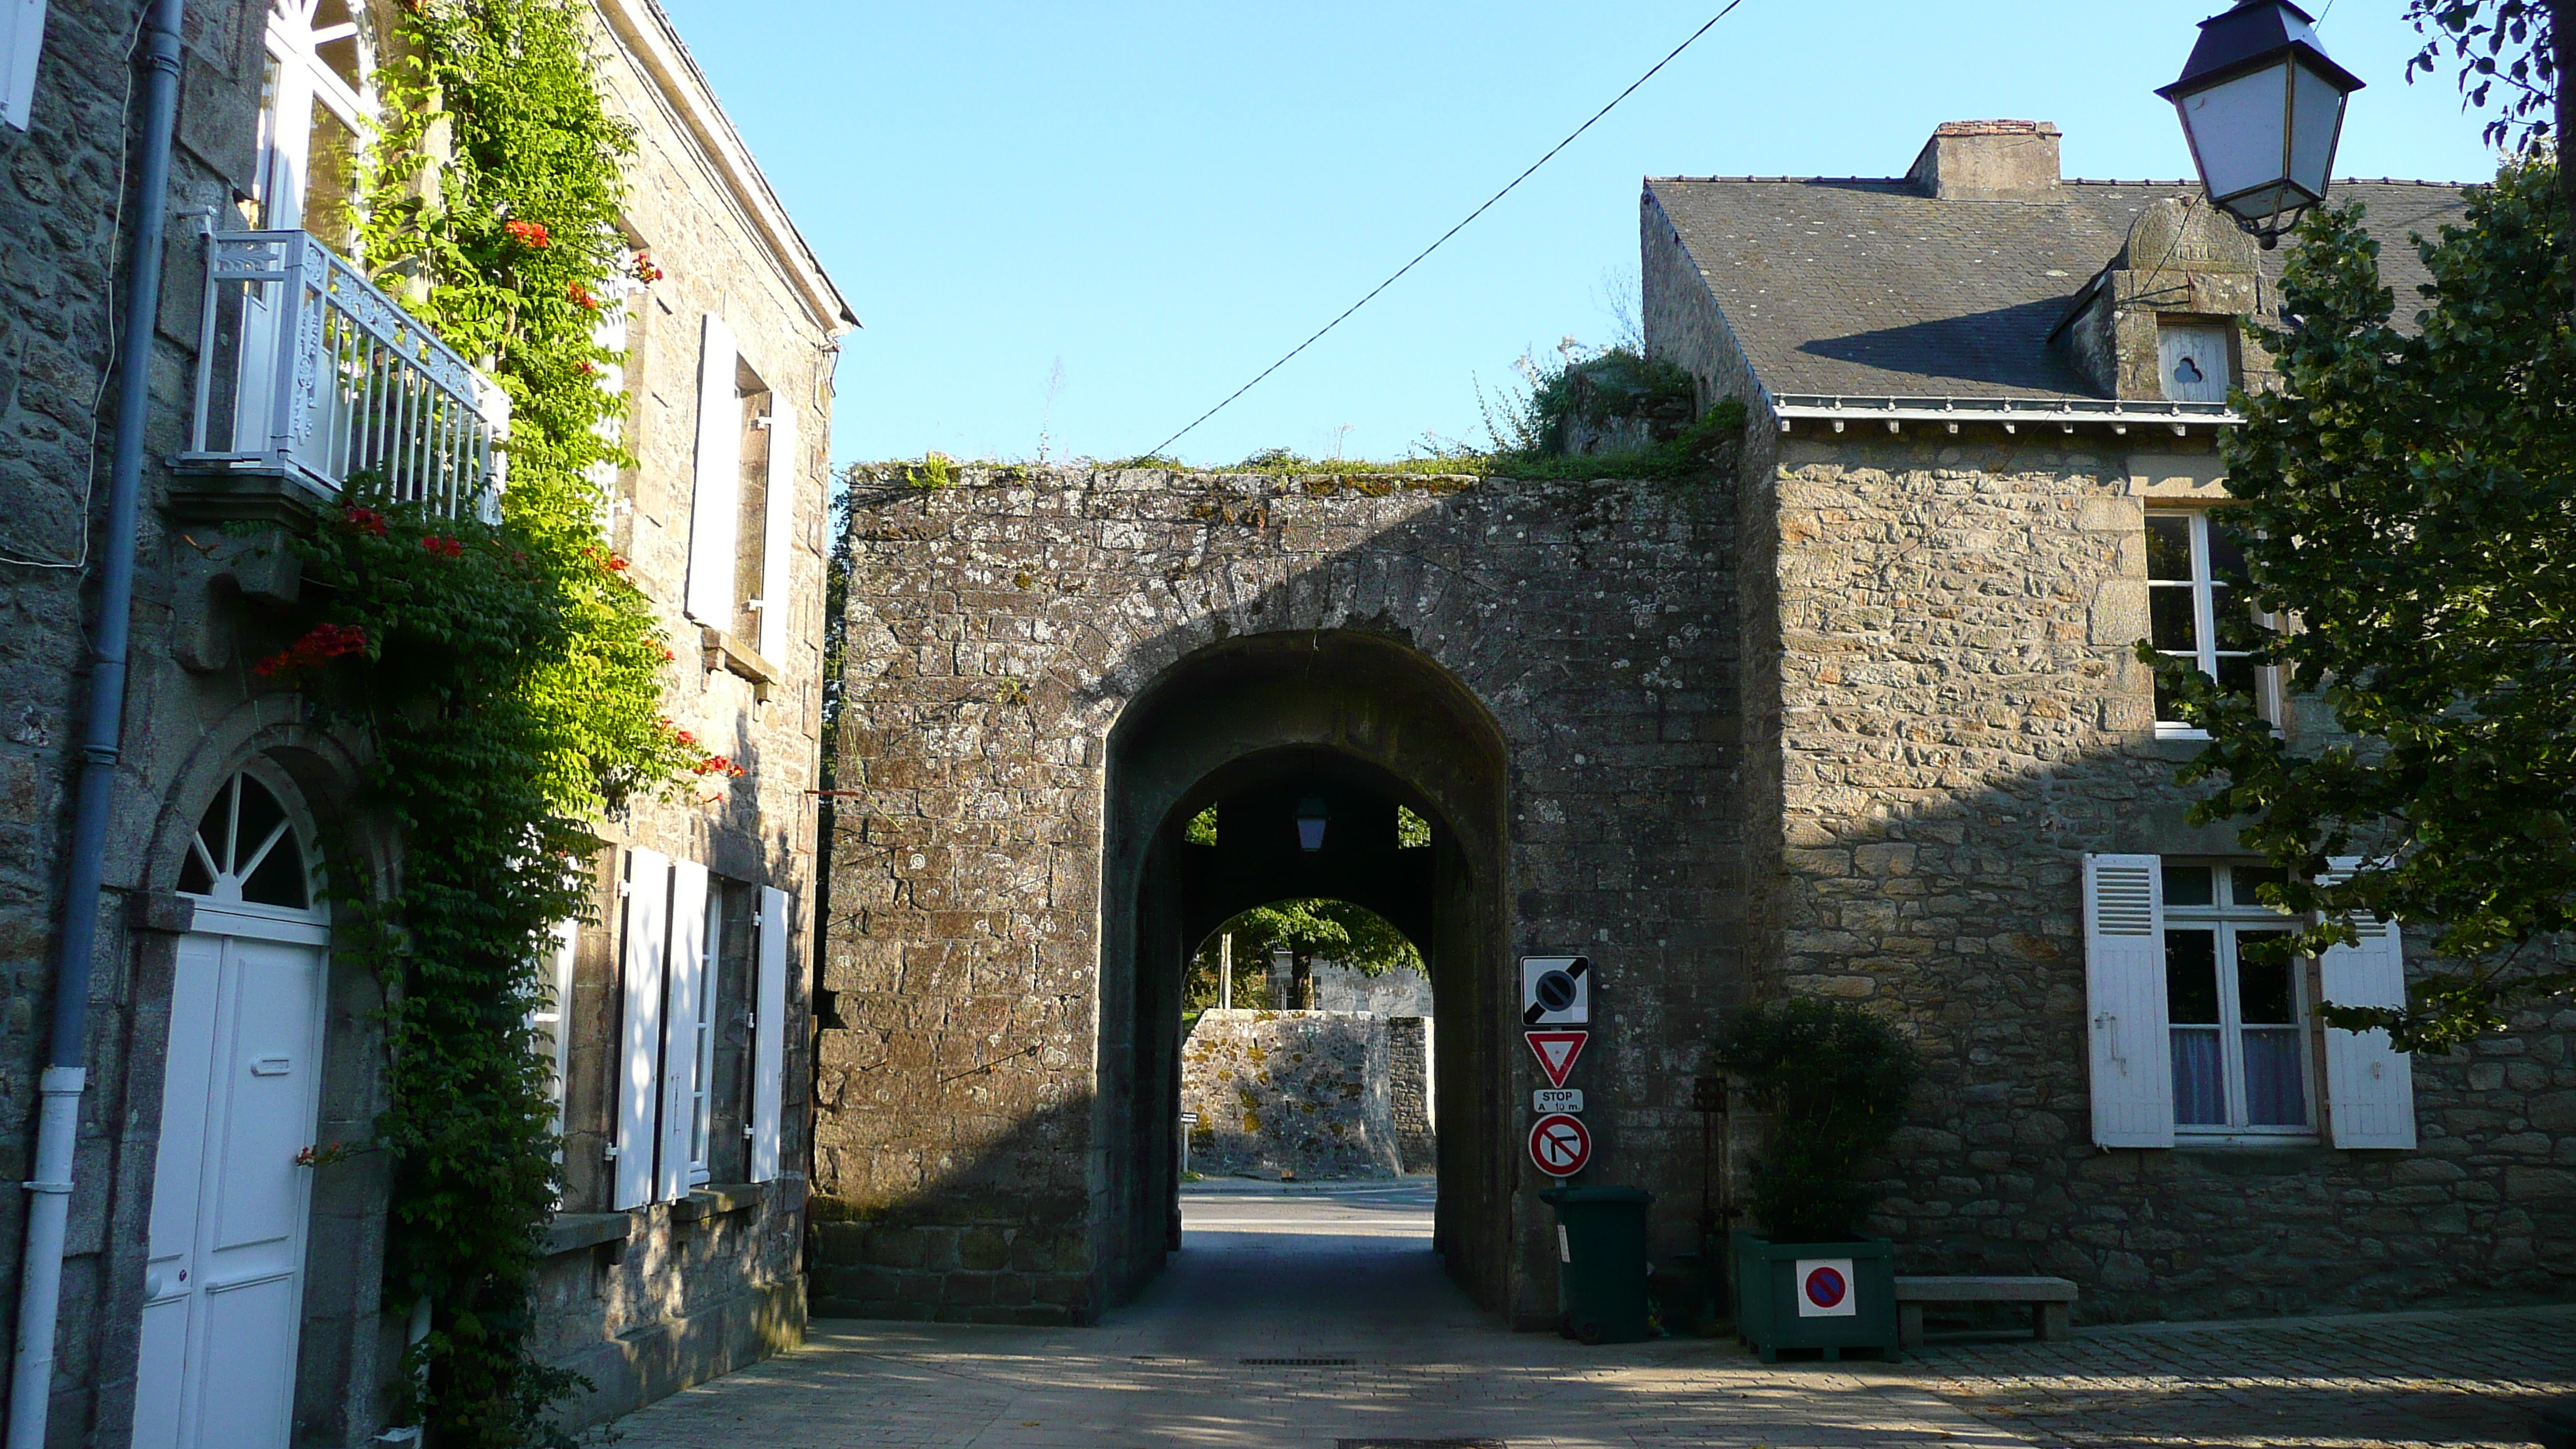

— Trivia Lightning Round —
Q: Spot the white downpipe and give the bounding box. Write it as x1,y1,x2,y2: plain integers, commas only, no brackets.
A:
8,1069,84,1447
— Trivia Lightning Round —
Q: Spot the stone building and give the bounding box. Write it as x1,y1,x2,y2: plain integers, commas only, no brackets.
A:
812,118,2571,1334
1644,119,2568,1318
0,1,850,1443
1180,1009,1416,1180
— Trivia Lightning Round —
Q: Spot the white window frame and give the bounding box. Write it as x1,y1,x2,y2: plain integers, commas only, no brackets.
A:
2146,509,2276,739
1,0,47,132
255,0,375,235
2162,862,2316,1142
688,889,722,1186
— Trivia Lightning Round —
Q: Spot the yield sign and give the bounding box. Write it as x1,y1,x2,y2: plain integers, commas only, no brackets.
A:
1529,1112,1591,1177
1526,1030,1587,1088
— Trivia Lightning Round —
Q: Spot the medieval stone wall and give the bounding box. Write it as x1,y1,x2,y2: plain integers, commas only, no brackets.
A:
1180,1010,1403,1180
815,462,1746,1325
1388,1016,1437,1174
1762,432,2576,1321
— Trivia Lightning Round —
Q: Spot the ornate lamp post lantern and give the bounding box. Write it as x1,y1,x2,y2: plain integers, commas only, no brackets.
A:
1294,795,1328,852
2157,0,2366,248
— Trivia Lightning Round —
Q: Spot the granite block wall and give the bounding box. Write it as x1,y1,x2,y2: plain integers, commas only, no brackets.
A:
1180,1010,1403,1180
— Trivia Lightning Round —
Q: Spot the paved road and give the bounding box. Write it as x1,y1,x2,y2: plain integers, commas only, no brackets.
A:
609,1180,2023,1447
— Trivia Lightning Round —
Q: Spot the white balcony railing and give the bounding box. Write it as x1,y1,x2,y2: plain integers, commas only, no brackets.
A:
181,230,508,517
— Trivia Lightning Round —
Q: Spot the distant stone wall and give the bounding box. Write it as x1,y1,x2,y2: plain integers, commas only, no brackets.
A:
1183,1012,1403,1180
1387,1017,1437,1174
1314,961,1434,1016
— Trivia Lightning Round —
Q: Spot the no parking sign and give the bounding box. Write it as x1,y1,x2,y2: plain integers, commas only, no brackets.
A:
1794,1258,1857,1318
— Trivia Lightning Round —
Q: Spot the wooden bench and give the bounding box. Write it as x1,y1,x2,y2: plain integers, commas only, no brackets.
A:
1894,1276,2078,1349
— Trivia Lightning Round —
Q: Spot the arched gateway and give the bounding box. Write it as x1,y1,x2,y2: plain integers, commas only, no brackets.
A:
814,464,1742,1327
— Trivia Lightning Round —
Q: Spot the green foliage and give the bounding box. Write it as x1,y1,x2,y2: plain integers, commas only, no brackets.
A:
1184,900,1423,1010
1712,999,1918,1243
906,452,957,490
2404,1,2559,155
1184,804,1218,846
1396,804,1430,850
1478,341,1745,480
326,1,693,1440
2146,161,2576,1052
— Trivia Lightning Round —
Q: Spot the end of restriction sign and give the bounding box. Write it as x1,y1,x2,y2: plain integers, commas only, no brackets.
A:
1520,956,1591,1026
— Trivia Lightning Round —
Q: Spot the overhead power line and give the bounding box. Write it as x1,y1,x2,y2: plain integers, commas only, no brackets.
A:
1141,1,1753,461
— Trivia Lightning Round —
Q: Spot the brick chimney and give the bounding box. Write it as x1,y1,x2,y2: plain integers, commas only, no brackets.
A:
1907,119,2062,199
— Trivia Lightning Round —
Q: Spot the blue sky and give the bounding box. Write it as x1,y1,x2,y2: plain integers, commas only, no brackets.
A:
656,2,2506,469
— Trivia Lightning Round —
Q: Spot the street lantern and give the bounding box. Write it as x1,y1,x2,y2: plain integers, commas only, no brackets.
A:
2156,0,2365,248
1294,796,1328,852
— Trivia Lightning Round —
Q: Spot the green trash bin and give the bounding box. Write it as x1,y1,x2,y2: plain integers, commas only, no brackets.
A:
1540,1185,1654,1344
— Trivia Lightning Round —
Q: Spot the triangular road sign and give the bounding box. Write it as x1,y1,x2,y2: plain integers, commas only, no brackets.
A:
1526,1030,1587,1088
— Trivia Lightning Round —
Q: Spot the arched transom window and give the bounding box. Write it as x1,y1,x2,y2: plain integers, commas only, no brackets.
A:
253,0,376,245
176,772,322,914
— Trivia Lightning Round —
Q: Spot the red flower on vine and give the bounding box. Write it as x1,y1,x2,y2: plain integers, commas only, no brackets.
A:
673,728,698,747
605,553,629,573
570,282,601,311
341,505,389,536
691,755,746,779
254,622,368,678
579,360,599,376
631,251,664,285
420,534,465,559
502,219,552,248
659,646,675,662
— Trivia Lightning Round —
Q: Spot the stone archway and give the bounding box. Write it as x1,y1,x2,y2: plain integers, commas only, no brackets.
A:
1101,631,1512,1307
814,464,1743,1328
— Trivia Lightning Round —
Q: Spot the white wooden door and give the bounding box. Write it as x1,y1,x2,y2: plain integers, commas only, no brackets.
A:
131,923,329,1449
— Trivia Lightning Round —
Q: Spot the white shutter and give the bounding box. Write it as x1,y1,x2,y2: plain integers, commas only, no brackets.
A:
755,404,798,663
750,886,789,1183
685,313,742,625
2318,858,2417,1149
537,917,578,1149
659,860,710,1202
0,0,43,131
613,849,672,1211
2084,853,2174,1147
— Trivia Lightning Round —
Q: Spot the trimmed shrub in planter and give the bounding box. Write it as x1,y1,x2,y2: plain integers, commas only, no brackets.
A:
1714,999,1918,1361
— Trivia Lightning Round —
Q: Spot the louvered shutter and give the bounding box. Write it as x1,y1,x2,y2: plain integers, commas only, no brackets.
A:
0,0,44,131
685,314,741,625
2084,853,2174,1147
613,850,672,1210
750,886,789,1182
756,406,798,663
2318,858,2417,1149
659,860,710,1201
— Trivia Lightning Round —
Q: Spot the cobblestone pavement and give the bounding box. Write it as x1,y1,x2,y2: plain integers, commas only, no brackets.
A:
1913,1302,2575,1449
609,1180,2024,1447
608,1184,2568,1448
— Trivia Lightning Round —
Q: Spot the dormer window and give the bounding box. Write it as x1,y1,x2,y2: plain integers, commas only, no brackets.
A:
2158,317,2236,402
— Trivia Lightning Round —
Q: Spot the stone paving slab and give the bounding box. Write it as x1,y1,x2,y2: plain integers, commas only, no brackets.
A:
611,1184,2023,1448
608,1185,2569,1448
1911,1302,2576,1448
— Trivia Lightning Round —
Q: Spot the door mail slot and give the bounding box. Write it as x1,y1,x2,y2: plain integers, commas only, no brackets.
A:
250,1056,292,1077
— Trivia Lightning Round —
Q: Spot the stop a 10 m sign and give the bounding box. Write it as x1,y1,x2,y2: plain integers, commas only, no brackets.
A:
1528,1112,1591,1177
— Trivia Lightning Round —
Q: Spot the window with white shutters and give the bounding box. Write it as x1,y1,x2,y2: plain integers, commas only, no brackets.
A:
750,886,789,1183
2084,854,2174,1147
659,860,709,1203
613,849,672,1211
2146,510,2277,736
2162,862,2313,1138
2317,858,2417,1149
1,0,46,131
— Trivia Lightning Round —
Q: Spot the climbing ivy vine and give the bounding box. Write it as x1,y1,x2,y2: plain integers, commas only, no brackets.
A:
251,0,706,1442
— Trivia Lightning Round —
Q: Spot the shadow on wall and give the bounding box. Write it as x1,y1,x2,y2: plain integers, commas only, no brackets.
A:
813,462,1745,1331
806,1090,1102,1324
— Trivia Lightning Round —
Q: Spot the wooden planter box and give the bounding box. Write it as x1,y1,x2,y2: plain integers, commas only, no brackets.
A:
1730,1230,1900,1362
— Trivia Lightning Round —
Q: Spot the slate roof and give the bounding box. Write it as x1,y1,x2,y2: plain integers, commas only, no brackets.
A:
1644,176,2472,402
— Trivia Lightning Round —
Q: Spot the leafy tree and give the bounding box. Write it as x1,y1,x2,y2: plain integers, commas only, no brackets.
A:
1185,900,1423,1011
2144,160,2574,1052
2405,0,2566,245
